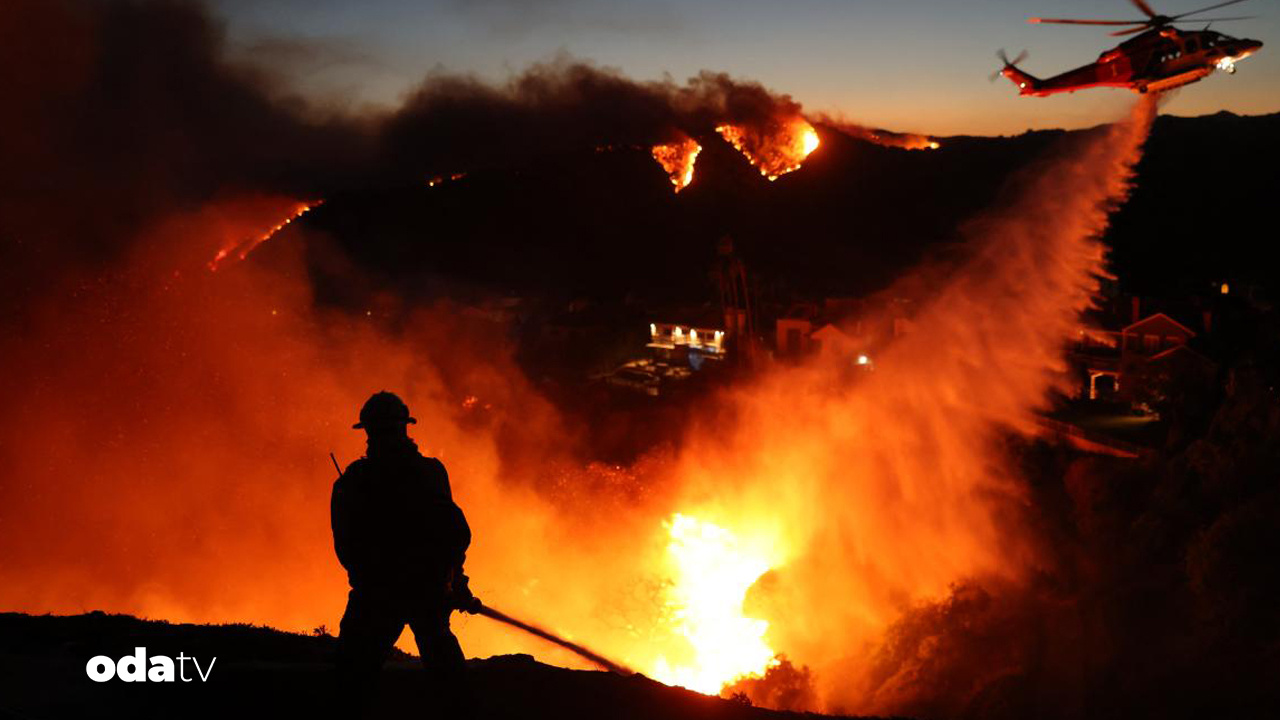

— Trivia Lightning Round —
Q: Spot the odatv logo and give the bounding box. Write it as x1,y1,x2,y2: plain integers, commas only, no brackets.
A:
85,648,217,682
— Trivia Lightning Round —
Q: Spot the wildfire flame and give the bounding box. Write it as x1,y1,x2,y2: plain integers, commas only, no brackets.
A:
208,200,322,272
652,513,781,694
716,118,819,181
651,138,702,193
428,172,467,188
866,131,940,151
823,122,941,151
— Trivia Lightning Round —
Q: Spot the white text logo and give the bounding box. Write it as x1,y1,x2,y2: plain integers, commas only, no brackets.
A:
85,647,216,682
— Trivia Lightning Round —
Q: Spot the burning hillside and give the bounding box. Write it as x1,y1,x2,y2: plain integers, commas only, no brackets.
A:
208,200,323,271
826,122,941,151
716,118,821,180
651,137,702,192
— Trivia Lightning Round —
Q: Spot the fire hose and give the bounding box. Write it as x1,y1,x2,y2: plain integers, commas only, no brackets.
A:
468,602,633,676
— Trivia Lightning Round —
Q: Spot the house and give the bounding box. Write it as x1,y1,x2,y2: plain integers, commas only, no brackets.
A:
647,321,727,367
1120,312,1196,358
810,323,859,357
773,296,909,364
1073,308,1213,402
776,302,819,355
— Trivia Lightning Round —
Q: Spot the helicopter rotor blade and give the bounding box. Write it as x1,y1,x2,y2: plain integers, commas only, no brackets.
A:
1171,0,1252,21
1029,17,1150,25
1129,0,1160,19
1110,25,1154,36
1177,15,1255,22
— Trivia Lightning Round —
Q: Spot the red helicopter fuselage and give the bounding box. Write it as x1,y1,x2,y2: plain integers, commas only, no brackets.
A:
1003,27,1262,95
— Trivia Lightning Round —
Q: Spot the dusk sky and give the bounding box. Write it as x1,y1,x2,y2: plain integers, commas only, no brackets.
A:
210,0,1278,136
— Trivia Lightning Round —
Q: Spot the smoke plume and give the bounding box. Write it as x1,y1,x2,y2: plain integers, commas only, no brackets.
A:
656,97,1158,713
0,0,371,311
382,57,811,181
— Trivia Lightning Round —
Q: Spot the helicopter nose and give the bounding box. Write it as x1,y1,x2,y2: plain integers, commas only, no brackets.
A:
1238,39,1263,56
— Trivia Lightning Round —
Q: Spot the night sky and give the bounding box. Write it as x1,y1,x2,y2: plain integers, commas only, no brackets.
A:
210,0,1279,135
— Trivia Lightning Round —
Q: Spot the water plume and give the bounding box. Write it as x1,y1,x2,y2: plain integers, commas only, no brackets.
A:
659,96,1159,713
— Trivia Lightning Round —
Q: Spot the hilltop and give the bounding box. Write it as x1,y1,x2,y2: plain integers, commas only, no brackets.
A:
287,110,1280,311
0,611,876,720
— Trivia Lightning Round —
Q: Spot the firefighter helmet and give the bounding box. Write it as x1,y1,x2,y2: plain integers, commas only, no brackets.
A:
353,391,417,429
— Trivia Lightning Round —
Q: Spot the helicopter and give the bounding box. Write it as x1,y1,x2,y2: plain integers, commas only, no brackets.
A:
997,0,1263,96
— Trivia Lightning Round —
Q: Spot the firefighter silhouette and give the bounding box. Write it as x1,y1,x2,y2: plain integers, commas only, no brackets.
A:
331,391,480,716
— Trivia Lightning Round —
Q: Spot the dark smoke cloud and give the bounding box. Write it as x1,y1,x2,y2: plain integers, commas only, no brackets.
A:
381,57,806,180
1,0,811,304
0,0,371,311
230,35,387,86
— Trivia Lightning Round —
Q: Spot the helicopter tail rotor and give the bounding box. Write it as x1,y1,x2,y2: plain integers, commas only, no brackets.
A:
990,49,1030,82
992,49,1042,93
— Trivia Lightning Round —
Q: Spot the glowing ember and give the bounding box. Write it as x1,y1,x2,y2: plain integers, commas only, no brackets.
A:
651,138,702,193
835,125,941,151
716,118,819,181
208,200,322,272
872,132,941,151
428,172,467,188
653,513,779,694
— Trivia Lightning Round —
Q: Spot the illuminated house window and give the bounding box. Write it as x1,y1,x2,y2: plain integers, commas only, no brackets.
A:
647,322,727,357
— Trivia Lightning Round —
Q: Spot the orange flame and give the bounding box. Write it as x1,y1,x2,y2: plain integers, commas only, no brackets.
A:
428,172,467,188
864,131,940,151
716,118,819,181
208,200,322,272
651,513,783,692
651,138,702,193
821,120,941,151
